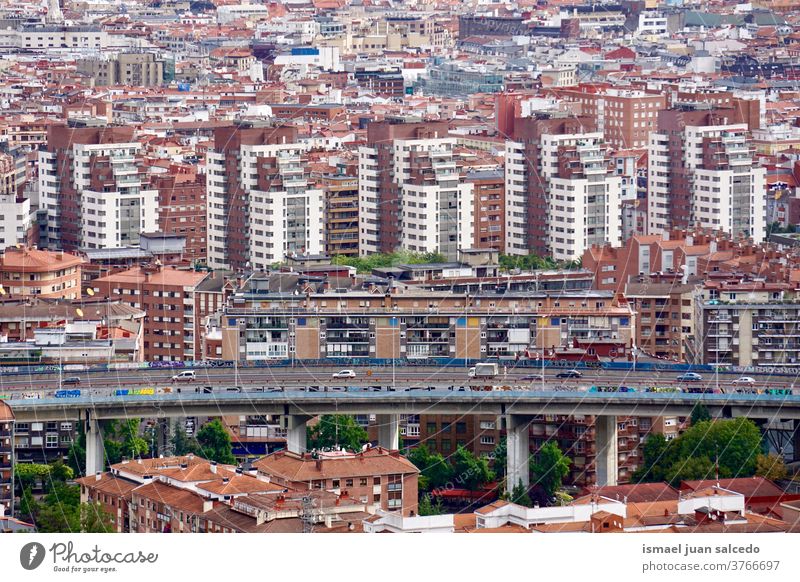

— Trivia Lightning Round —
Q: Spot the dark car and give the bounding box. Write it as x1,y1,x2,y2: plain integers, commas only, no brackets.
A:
520,374,544,382
62,376,81,385
556,370,582,379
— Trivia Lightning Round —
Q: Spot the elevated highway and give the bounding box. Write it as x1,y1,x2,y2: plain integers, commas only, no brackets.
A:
8,388,800,490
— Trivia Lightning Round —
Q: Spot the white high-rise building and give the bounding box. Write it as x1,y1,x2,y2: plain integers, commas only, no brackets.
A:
648,114,766,241
207,125,323,271
359,120,474,260
38,123,158,250
505,120,621,260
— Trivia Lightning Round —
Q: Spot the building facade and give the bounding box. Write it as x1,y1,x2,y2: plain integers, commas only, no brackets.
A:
39,120,158,250
207,122,323,271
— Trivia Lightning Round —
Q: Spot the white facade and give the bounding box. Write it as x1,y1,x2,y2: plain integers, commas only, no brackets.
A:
504,140,528,254
206,142,323,271
505,131,621,259
17,27,108,50
358,137,474,260
648,124,766,241
0,195,34,248
38,142,158,249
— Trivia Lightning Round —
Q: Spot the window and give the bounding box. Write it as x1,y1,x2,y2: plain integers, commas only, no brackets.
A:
480,435,495,446
456,422,467,434
332,479,340,489
426,422,437,434
345,479,353,487
359,478,368,486
373,477,380,485
46,434,59,448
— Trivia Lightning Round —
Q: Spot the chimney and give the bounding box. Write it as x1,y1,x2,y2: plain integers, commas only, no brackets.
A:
222,477,230,484
95,471,102,482
210,461,217,474
203,500,213,512
180,463,188,469
315,459,323,471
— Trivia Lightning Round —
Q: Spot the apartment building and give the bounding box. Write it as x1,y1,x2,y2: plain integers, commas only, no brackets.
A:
13,418,76,465
322,173,359,257
151,172,207,262
555,87,667,149
0,246,83,299
92,264,210,362
220,279,635,362
647,105,766,241
693,278,800,367
206,122,323,271
0,152,35,249
359,118,474,260
77,52,166,87
39,120,158,251
419,415,502,459
582,229,781,293
506,114,621,259
254,447,420,516
0,402,13,517
464,170,505,252
624,281,695,362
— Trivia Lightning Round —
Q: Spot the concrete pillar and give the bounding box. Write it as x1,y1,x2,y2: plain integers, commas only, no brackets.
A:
793,420,800,463
84,415,104,477
506,415,530,491
376,414,400,450
157,418,170,457
595,415,618,487
285,415,310,454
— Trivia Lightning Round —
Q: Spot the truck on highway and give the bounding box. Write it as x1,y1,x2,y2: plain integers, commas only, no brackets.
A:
468,363,500,378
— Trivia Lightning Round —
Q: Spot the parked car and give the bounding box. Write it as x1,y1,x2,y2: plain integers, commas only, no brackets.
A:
556,370,582,379
172,370,196,382
62,376,81,385
332,369,356,379
732,376,756,385
677,372,703,382
520,374,544,382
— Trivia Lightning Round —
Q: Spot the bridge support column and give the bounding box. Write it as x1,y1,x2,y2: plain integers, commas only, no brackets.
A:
595,415,618,487
376,414,400,450
84,414,104,477
793,420,800,463
506,415,530,491
285,415,310,454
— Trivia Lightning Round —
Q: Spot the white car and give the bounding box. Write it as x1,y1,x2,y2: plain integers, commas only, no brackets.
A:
332,369,356,379
732,377,756,385
171,370,196,382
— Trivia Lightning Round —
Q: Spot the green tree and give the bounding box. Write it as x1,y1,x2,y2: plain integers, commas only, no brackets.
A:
677,418,761,478
306,415,369,453
510,479,533,507
632,433,674,483
491,438,507,480
19,487,39,520
14,463,51,492
171,420,200,456
450,445,494,491
406,444,453,491
691,403,712,425
66,423,86,477
665,455,717,486
196,419,236,464
755,453,788,481
81,502,115,533
531,442,571,499
330,250,448,274
118,419,149,459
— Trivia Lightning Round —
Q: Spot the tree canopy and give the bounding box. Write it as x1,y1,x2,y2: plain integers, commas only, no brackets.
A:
330,250,447,274
450,445,495,491
406,444,453,491
196,419,236,465
755,453,788,481
306,415,369,453
499,253,582,273
633,418,763,486
531,442,571,499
